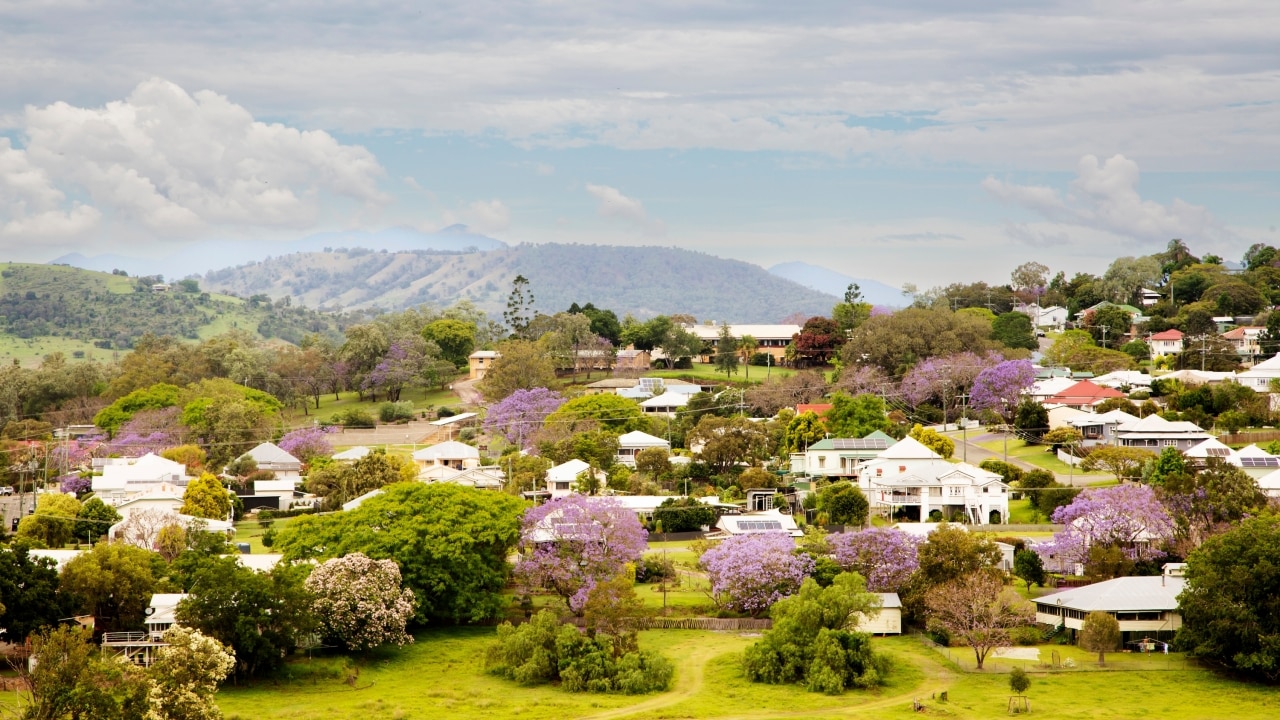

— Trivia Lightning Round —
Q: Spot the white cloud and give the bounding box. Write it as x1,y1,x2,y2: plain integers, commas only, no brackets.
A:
983,154,1223,246
2,78,386,243
440,199,511,236
0,137,100,240
585,183,664,235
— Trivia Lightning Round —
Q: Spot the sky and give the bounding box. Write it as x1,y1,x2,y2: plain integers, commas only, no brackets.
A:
0,1,1277,290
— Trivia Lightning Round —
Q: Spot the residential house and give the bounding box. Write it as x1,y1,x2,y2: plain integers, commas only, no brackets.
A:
1148,329,1185,356
640,391,691,417
412,440,479,471
1014,303,1068,329
1183,437,1241,467
713,508,804,538
239,442,302,483
27,548,83,573
614,349,651,372
1026,376,1080,404
1068,409,1140,447
545,459,606,499
1257,467,1280,498
1139,288,1163,307
1232,354,1280,390
468,350,500,380
93,454,188,502
1115,415,1211,451
789,432,894,478
421,464,505,490
332,446,370,462
1075,301,1145,327
684,323,802,363
1043,380,1126,412
582,377,701,396
102,593,188,666
1235,444,1280,480
856,437,1010,525
616,431,671,465
252,478,298,510
1160,369,1236,386
1034,564,1186,644
1091,371,1153,390
1221,326,1265,363
1047,406,1090,430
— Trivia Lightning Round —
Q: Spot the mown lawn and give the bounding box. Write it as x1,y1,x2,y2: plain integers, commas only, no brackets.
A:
287,385,465,425
232,517,297,554
646,362,796,384
976,438,1108,479
213,628,1280,720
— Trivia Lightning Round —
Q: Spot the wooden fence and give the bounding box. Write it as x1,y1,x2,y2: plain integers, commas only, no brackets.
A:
1221,430,1280,445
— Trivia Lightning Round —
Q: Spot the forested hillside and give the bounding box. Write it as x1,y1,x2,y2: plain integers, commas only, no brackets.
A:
0,263,347,353
202,244,839,322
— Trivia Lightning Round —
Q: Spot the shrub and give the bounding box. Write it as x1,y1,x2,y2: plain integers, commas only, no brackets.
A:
378,401,416,423
485,610,672,694
1009,626,1042,646
333,408,376,428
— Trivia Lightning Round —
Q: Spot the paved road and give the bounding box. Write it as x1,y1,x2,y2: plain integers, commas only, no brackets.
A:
948,428,1112,488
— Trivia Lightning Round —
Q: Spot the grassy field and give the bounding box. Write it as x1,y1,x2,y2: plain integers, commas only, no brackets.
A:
284,385,466,426
232,517,297,554
647,362,797,384
976,437,1108,480
212,628,1280,720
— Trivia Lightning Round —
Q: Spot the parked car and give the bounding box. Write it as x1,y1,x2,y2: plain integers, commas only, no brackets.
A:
0,486,14,496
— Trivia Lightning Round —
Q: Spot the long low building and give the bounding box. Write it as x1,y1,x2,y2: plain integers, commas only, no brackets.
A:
1034,564,1186,645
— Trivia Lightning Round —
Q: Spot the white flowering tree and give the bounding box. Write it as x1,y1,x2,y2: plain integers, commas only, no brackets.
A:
305,553,416,652
146,626,235,720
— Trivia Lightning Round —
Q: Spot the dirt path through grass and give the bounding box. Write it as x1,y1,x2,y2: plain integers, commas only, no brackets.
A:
579,637,953,720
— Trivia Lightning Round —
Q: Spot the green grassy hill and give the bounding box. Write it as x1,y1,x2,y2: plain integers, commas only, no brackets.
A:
202,244,840,322
0,263,346,365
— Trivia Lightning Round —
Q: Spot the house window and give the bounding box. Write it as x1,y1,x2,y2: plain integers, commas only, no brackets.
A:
949,487,963,497
930,487,941,497
983,486,989,493
817,456,825,469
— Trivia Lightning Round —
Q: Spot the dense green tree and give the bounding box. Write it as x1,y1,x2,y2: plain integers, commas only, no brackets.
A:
842,308,998,376
825,393,891,439
20,624,148,720
60,542,163,635
305,448,412,510
75,498,121,544
0,543,68,643
1013,399,1049,438
543,393,646,433
422,318,477,367
991,311,1038,350
780,410,827,455
713,323,740,377
816,483,869,527
1013,549,1046,591
1079,611,1121,666
742,573,888,693
478,340,558,401
274,483,525,624
1177,514,1280,681
17,493,83,548
180,472,232,520
176,557,315,679
504,274,535,338
908,424,954,459
93,383,183,436
652,497,717,533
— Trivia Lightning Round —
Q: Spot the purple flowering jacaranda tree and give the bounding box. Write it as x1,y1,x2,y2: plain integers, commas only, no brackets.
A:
1039,484,1174,567
828,527,922,593
483,387,566,448
969,359,1037,422
278,425,339,463
514,494,648,613
700,532,814,617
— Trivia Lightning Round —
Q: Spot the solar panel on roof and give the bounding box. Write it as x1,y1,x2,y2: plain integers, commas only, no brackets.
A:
831,438,889,450
737,520,783,532
1241,457,1280,468
1204,447,1232,457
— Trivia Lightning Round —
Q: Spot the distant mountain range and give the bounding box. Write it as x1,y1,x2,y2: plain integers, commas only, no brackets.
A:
53,225,507,280
200,244,841,323
767,262,906,307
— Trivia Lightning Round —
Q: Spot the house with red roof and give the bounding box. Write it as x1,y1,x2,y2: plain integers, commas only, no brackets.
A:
1148,329,1184,356
795,403,833,417
1220,326,1264,361
1043,380,1126,411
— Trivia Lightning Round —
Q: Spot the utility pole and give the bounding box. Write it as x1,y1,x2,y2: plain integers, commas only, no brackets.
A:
1200,334,1207,372
1099,325,1110,349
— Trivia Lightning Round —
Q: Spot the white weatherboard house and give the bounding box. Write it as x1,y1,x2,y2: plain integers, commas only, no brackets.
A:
545,459,606,499
239,442,303,483
856,437,1010,525
1034,564,1187,644
789,432,894,478
412,440,480,471
93,454,188,502
616,431,671,466
1236,354,1280,390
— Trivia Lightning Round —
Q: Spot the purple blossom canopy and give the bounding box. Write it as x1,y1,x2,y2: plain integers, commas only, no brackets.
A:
700,532,814,616
828,527,922,592
278,425,338,462
1040,484,1174,566
514,494,648,612
483,387,566,448
969,359,1037,419
899,351,1004,407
